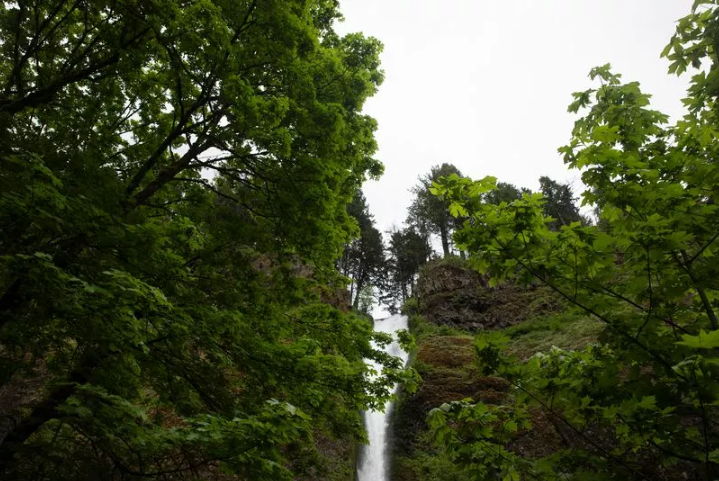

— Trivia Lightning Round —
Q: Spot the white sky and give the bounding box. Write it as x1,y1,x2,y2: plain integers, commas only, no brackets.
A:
336,0,693,232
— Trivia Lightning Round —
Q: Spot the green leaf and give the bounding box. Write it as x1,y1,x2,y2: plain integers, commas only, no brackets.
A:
677,329,719,349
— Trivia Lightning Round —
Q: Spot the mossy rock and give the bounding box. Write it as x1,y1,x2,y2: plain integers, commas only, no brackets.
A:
420,283,562,331
389,275,606,481
415,257,563,331
415,335,475,370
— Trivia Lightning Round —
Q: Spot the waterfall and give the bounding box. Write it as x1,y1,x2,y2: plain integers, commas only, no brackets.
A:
357,314,409,481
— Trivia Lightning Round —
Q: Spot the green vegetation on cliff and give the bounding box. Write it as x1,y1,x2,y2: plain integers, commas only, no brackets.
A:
427,4,719,479
3,1,719,480
391,258,602,481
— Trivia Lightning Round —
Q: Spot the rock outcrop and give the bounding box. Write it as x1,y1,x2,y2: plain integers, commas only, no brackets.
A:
416,258,560,331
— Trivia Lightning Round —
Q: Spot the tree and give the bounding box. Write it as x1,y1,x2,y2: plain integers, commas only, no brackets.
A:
408,163,464,257
383,227,433,309
0,1,412,478
484,181,531,206
538,176,582,229
430,3,719,479
340,191,386,310
355,284,376,316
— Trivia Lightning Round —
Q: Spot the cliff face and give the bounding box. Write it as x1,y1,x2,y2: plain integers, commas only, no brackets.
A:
415,258,560,331
390,258,599,481
392,334,510,481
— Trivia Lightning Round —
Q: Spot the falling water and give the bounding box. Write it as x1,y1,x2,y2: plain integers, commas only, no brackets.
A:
357,314,409,481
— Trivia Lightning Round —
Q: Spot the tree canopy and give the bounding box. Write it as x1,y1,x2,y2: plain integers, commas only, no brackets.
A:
430,2,719,478
0,1,412,479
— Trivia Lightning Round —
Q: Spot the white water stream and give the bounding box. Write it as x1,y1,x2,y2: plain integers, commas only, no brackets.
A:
357,314,409,481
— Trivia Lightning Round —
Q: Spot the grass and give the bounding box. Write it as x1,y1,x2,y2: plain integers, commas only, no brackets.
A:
504,311,604,359
408,313,470,344
407,308,603,362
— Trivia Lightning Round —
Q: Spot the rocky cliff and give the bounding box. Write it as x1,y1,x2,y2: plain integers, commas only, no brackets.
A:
415,258,560,331
390,257,602,481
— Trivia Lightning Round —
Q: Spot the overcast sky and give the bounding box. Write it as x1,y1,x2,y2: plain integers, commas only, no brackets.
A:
336,0,693,233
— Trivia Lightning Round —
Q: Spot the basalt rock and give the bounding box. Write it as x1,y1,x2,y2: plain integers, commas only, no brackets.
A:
416,259,560,331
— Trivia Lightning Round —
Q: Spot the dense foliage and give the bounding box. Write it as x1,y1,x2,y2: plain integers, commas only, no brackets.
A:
485,178,582,230
0,1,411,479
430,2,719,480
7,1,719,480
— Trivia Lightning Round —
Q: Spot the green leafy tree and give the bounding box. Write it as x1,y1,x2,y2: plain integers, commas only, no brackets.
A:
340,191,386,310
356,284,376,316
408,163,464,257
0,1,413,479
430,3,719,479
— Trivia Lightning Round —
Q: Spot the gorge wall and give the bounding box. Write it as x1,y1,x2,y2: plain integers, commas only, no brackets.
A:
389,257,602,481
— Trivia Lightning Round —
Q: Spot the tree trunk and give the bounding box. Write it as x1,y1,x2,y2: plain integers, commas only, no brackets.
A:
353,276,365,310
349,279,355,308
0,367,87,474
0,280,22,328
677,251,718,330
439,224,450,257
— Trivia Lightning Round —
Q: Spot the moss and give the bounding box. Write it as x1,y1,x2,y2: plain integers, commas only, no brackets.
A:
415,336,475,370
400,297,419,316
504,311,604,359
390,331,479,481
418,255,471,274
389,306,605,481
408,314,469,345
